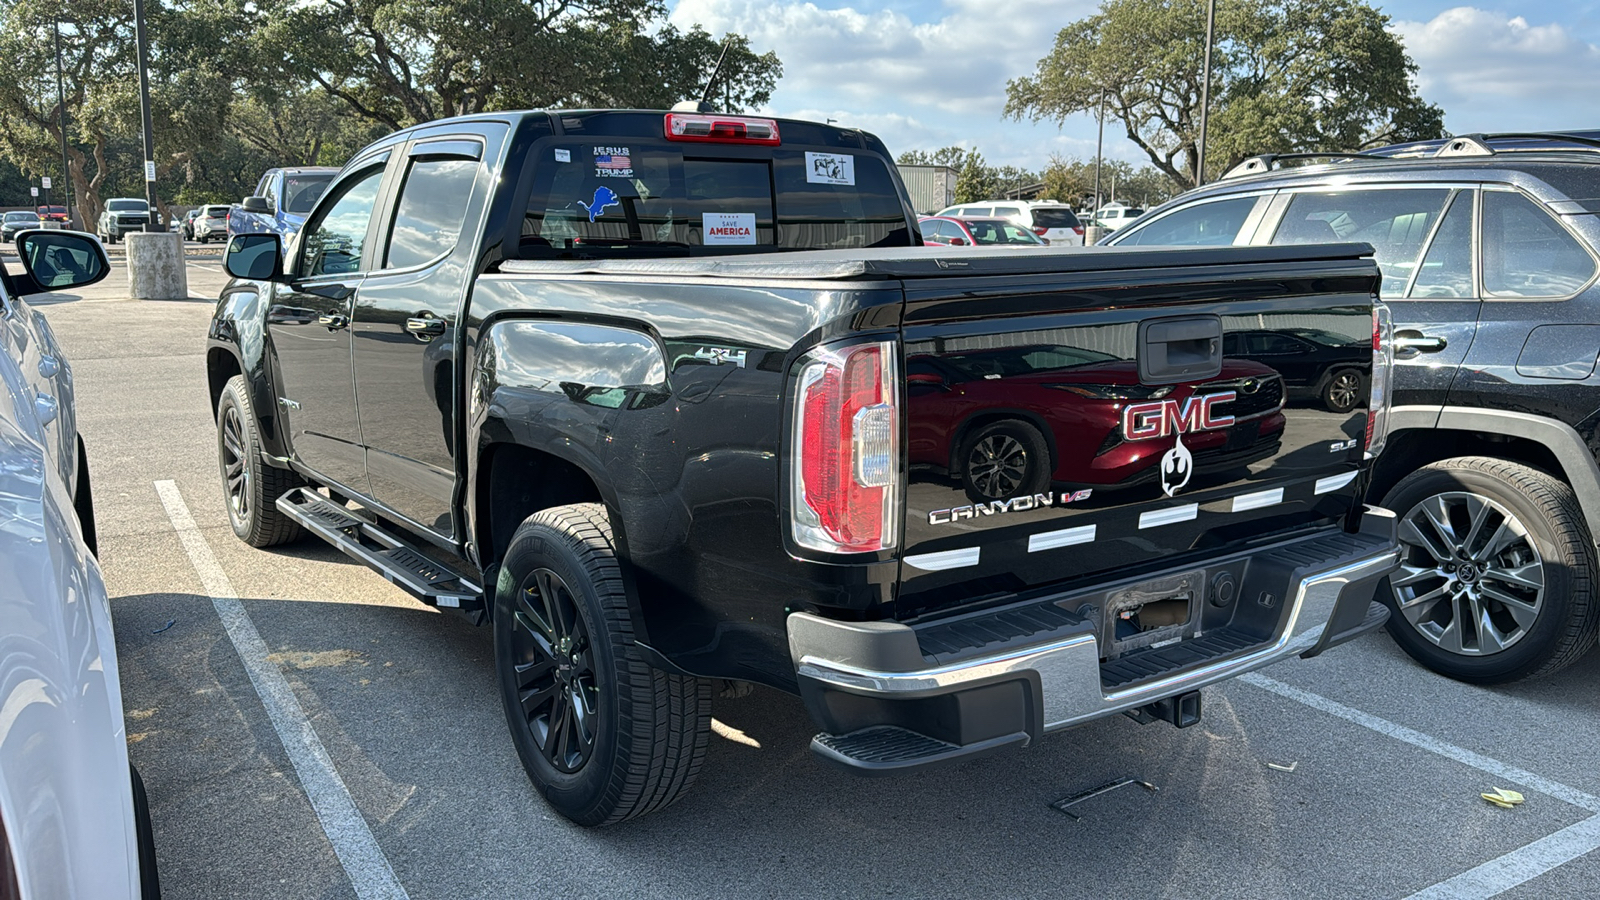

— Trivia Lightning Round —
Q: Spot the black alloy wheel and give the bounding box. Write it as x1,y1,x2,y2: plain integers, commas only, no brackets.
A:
493,503,710,826
1381,457,1598,683
215,375,304,547
959,419,1052,503
508,567,599,773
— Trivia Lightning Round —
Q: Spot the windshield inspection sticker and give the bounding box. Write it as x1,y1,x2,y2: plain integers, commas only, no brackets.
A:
554,148,571,163
703,213,757,245
579,187,620,222
594,146,633,177
805,152,855,186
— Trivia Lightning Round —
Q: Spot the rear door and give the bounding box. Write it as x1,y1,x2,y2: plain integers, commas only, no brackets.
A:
1264,185,1479,407
896,249,1378,614
352,128,502,538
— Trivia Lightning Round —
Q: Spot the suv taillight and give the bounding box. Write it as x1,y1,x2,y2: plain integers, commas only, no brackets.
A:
1367,303,1394,458
665,113,781,145
791,340,899,553
1033,226,1049,236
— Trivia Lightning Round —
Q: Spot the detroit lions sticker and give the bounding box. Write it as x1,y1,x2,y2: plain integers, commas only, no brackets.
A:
594,146,632,177
579,187,619,222
703,213,757,245
805,152,855,186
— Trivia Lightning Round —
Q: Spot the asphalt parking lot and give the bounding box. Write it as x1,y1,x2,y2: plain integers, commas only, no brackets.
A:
27,254,1600,899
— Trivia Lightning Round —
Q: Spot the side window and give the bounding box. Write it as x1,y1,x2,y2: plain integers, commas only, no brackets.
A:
1408,190,1475,299
384,156,480,270
299,167,385,278
964,206,993,216
1117,196,1258,246
255,174,273,202
1271,189,1451,298
1482,190,1598,298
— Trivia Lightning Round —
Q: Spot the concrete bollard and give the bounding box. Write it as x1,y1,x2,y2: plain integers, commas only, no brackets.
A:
125,231,188,300
1084,225,1109,246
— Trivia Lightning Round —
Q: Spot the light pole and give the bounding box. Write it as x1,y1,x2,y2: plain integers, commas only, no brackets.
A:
1196,0,1217,186
53,20,72,227
1092,90,1106,214
132,0,160,230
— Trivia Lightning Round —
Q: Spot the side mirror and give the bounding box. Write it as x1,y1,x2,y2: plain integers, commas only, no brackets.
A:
225,234,284,280
241,196,272,214
15,230,109,292
947,237,967,246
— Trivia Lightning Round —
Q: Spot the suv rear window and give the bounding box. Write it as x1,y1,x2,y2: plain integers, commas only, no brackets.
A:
520,143,911,257
1031,208,1080,228
1482,190,1598,297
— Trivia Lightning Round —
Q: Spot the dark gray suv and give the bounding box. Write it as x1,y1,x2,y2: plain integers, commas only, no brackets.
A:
1108,133,1600,683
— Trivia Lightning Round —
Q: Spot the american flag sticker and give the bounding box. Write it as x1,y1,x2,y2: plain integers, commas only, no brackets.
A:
594,145,633,177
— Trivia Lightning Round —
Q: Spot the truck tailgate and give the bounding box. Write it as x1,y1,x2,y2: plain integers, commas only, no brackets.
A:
895,248,1379,616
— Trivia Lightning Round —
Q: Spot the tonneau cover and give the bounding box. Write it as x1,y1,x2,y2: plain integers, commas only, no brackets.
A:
496,242,1376,281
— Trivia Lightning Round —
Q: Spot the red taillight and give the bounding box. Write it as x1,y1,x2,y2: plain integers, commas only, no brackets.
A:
665,113,781,145
791,341,899,553
1033,226,1049,235
1073,226,1084,235
1367,303,1394,457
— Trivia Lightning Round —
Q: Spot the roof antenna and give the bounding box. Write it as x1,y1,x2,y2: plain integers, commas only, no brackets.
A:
672,37,733,114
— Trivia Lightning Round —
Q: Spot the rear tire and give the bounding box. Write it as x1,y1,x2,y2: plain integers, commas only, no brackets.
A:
1381,457,1598,683
494,503,711,826
958,419,1052,503
216,375,304,547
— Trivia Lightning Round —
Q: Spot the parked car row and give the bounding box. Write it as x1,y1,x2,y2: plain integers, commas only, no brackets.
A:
1107,130,1600,682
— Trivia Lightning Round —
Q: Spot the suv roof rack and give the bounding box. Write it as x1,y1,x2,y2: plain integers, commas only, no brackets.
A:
1374,132,1600,159
1220,152,1382,180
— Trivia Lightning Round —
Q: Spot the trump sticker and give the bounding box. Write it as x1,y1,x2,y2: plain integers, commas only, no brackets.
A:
702,213,757,245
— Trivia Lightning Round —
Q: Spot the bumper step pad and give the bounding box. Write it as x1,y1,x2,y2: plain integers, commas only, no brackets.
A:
811,726,1028,775
276,488,483,613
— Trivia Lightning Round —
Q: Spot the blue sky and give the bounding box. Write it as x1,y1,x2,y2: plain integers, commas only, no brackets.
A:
665,1,1600,170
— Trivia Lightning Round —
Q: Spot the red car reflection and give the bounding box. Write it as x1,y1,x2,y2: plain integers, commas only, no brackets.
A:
907,345,1286,501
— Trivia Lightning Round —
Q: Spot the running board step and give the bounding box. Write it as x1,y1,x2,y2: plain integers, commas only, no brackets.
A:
276,488,483,612
811,726,1029,775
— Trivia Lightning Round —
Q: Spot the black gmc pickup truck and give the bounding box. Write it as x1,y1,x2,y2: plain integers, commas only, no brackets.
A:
209,108,1401,826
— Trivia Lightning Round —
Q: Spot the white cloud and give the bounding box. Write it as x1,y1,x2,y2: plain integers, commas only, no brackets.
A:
668,0,1113,167
1395,7,1600,131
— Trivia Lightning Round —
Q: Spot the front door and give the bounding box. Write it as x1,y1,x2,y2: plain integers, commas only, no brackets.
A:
351,134,493,538
268,163,390,492
1266,185,1481,407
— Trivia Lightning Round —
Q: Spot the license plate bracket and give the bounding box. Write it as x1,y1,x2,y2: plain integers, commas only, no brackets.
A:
1098,569,1204,660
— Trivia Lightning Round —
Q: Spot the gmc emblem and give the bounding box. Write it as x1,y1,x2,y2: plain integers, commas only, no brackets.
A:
1124,391,1237,440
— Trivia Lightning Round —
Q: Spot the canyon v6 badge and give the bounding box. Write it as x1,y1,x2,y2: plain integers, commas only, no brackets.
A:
1122,392,1237,497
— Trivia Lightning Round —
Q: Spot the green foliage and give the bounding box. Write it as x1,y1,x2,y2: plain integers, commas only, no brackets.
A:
898,146,968,168
953,150,1000,204
0,0,780,224
1005,0,1444,190
1040,155,1177,208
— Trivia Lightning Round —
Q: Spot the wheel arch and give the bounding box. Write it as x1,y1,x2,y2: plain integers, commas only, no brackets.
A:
1375,406,1600,542
947,408,1061,476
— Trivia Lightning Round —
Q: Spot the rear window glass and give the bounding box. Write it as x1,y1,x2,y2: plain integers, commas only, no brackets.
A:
282,174,335,214
520,144,911,257
107,200,147,212
203,206,231,216
1031,208,1080,228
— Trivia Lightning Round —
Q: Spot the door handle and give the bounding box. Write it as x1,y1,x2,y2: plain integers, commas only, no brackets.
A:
1394,331,1447,358
318,314,349,330
405,316,447,337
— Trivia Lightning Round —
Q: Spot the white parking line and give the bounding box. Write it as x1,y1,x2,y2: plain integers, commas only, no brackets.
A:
1405,815,1600,900
1240,673,1600,897
154,480,409,900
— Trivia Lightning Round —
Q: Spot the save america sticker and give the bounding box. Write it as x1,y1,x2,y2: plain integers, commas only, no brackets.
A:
702,213,757,245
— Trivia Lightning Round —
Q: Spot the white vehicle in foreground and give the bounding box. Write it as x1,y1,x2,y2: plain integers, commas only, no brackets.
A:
0,230,159,898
